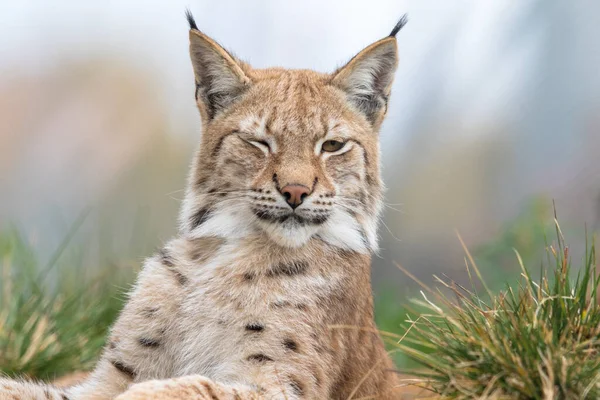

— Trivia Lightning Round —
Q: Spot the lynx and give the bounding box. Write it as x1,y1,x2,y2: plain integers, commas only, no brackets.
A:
1,11,407,400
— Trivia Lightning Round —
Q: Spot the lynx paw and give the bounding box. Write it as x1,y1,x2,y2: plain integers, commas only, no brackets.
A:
115,375,242,400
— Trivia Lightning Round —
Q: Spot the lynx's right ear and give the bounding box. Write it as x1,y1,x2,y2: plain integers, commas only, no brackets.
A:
186,11,252,121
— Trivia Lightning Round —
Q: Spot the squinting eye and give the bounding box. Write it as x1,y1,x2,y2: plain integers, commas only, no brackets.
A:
321,140,346,153
248,140,270,153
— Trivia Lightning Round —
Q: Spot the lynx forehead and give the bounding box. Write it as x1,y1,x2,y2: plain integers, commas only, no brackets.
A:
180,14,404,253
0,11,407,400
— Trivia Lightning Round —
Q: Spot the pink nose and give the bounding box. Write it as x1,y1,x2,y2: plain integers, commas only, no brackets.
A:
280,184,311,209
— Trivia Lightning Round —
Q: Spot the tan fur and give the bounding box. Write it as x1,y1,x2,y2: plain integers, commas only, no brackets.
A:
1,15,404,400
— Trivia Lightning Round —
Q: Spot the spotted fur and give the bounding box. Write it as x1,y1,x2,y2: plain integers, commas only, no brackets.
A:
1,11,407,400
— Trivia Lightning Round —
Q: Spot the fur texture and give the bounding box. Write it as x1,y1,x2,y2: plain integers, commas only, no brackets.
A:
1,12,406,400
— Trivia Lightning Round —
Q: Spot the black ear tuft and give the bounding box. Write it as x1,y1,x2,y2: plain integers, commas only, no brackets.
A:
389,14,408,37
185,9,198,31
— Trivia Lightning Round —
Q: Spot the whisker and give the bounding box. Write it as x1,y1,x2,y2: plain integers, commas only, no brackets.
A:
196,197,249,218
379,219,401,242
337,203,365,216
165,188,186,196
335,197,366,208
383,204,404,214
336,194,404,214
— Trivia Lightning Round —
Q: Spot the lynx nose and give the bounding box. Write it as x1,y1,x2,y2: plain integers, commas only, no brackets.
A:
280,184,311,209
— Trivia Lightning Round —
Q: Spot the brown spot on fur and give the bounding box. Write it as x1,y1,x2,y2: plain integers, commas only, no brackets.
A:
195,175,209,188
138,337,161,348
245,323,264,332
256,386,267,394
267,261,308,277
111,360,136,379
190,207,212,229
272,173,281,192
171,269,188,285
200,381,220,400
158,248,174,267
159,249,188,285
142,307,159,318
272,300,291,308
188,237,224,264
247,354,274,363
283,338,298,352
289,378,305,396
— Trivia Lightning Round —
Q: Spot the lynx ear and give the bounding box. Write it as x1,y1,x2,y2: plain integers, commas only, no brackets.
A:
331,16,407,126
187,11,251,120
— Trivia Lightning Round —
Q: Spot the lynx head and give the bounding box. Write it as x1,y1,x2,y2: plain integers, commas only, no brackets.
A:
180,12,406,253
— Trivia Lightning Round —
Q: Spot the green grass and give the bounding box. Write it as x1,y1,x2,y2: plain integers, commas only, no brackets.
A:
0,226,132,380
394,218,600,398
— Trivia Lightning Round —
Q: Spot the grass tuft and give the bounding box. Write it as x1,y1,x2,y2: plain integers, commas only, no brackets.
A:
394,219,600,399
0,228,131,380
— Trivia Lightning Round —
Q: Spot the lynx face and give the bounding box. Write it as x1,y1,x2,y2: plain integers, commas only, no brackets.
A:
180,17,401,252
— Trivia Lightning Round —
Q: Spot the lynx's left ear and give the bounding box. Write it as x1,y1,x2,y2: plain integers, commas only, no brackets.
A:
331,15,407,127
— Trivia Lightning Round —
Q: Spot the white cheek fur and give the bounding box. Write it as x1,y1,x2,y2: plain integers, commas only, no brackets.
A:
316,208,370,253
189,203,255,240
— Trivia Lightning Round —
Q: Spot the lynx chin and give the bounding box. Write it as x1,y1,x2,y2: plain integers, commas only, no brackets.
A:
1,11,408,400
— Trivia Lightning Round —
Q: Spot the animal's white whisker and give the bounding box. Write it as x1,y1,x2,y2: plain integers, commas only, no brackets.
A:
379,218,402,242
383,204,404,213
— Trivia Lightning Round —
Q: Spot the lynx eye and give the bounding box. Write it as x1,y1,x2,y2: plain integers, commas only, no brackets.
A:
321,140,346,153
247,139,270,154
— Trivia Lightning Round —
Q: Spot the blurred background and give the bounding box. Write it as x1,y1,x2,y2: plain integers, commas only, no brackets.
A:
1,0,600,376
